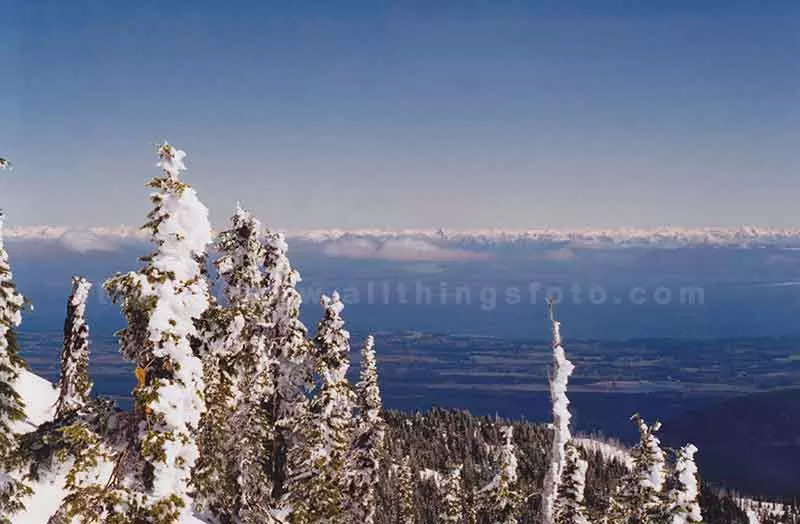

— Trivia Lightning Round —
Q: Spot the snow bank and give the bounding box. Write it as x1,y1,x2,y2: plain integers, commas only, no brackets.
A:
11,369,58,433
16,462,70,524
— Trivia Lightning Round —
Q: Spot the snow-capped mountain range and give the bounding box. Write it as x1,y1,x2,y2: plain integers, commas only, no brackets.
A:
8,225,800,250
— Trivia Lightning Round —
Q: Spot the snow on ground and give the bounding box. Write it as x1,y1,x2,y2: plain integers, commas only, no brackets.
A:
16,461,70,524
11,369,58,432
10,370,211,523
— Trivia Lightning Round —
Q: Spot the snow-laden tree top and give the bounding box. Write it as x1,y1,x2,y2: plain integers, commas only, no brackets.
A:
143,142,213,282
357,335,382,425
104,141,213,518
315,291,351,383
215,203,265,308
633,415,667,494
264,230,306,341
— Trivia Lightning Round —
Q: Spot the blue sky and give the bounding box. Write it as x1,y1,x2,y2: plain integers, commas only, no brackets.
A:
2,1,798,229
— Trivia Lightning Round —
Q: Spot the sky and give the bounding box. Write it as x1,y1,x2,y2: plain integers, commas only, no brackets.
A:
1,1,799,229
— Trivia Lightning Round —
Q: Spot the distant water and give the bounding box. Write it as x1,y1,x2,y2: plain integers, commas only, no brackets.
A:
12,244,800,341
27,349,733,444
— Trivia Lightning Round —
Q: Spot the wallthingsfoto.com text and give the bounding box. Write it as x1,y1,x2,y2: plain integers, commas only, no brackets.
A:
296,281,705,312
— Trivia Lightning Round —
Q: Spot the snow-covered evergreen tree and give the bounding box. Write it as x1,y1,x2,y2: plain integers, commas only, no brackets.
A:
666,444,702,524
193,204,279,524
216,203,268,307
343,335,386,523
262,229,312,497
284,291,357,523
440,464,465,523
105,142,212,521
0,211,31,522
197,217,311,522
554,442,589,524
55,277,92,418
478,425,521,524
542,302,576,524
633,415,667,512
608,415,668,523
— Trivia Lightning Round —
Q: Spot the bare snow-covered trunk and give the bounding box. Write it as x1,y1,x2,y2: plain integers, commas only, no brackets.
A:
55,277,92,418
542,304,575,524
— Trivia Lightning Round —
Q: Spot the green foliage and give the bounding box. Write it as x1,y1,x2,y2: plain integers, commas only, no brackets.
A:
192,326,240,522
50,421,122,523
373,409,756,524
286,383,355,523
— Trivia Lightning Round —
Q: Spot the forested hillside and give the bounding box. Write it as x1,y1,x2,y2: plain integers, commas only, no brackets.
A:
376,408,800,523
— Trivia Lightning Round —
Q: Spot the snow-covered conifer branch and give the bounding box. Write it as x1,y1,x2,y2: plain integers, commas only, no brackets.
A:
0,212,31,521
